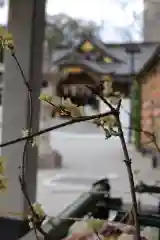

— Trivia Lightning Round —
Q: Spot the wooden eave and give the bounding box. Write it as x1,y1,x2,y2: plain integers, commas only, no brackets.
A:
57,59,115,76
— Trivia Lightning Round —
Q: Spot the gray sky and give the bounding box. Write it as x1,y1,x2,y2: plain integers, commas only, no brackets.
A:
0,0,144,42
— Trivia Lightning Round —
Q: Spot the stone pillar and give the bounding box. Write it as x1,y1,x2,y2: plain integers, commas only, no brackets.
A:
39,69,63,169
51,69,62,105
39,83,53,158
0,0,45,239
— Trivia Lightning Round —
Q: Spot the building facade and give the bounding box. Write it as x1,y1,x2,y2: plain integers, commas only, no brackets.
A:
144,0,160,41
137,46,160,162
54,37,118,112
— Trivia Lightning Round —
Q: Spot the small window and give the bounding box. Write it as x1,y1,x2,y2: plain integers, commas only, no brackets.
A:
103,57,113,63
63,68,82,74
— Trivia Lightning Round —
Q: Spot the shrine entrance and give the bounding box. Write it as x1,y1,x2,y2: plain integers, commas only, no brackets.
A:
56,70,102,111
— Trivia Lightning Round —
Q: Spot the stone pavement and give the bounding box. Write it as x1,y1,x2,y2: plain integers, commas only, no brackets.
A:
36,128,160,217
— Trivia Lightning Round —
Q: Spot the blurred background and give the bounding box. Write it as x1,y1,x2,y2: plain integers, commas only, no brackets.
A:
0,1,160,237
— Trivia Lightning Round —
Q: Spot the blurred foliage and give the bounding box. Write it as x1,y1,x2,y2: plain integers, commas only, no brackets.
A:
0,177,7,192
0,157,7,192
132,81,141,149
46,13,101,48
0,26,14,51
28,202,46,229
45,13,101,67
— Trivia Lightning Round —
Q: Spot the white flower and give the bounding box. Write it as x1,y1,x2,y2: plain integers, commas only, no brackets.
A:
22,129,29,137
32,202,46,219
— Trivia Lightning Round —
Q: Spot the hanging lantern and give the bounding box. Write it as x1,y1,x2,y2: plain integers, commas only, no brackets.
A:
63,85,69,97
84,87,91,97
77,85,83,97
103,80,113,96
71,85,77,97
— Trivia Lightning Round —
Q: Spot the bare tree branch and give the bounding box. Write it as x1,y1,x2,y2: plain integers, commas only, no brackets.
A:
0,111,112,148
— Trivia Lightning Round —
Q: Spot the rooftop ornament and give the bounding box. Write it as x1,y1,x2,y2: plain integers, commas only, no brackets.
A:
80,41,94,52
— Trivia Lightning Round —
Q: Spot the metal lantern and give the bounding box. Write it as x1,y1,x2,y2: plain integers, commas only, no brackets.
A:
103,80,113,96
63,85,69,97
71,85,77,97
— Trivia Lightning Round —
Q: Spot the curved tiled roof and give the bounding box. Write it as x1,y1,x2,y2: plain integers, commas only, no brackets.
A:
52,36,158,83
76,34,123,63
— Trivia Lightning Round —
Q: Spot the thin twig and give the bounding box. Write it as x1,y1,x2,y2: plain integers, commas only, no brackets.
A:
116,115,141,240
117,99,122,112
19,176,47,237
0,111,112,148
11,52,47,238
86,85,116,112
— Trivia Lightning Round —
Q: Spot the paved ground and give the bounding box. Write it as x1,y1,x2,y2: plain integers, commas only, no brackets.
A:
37,122,160,217
36,100,160,217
